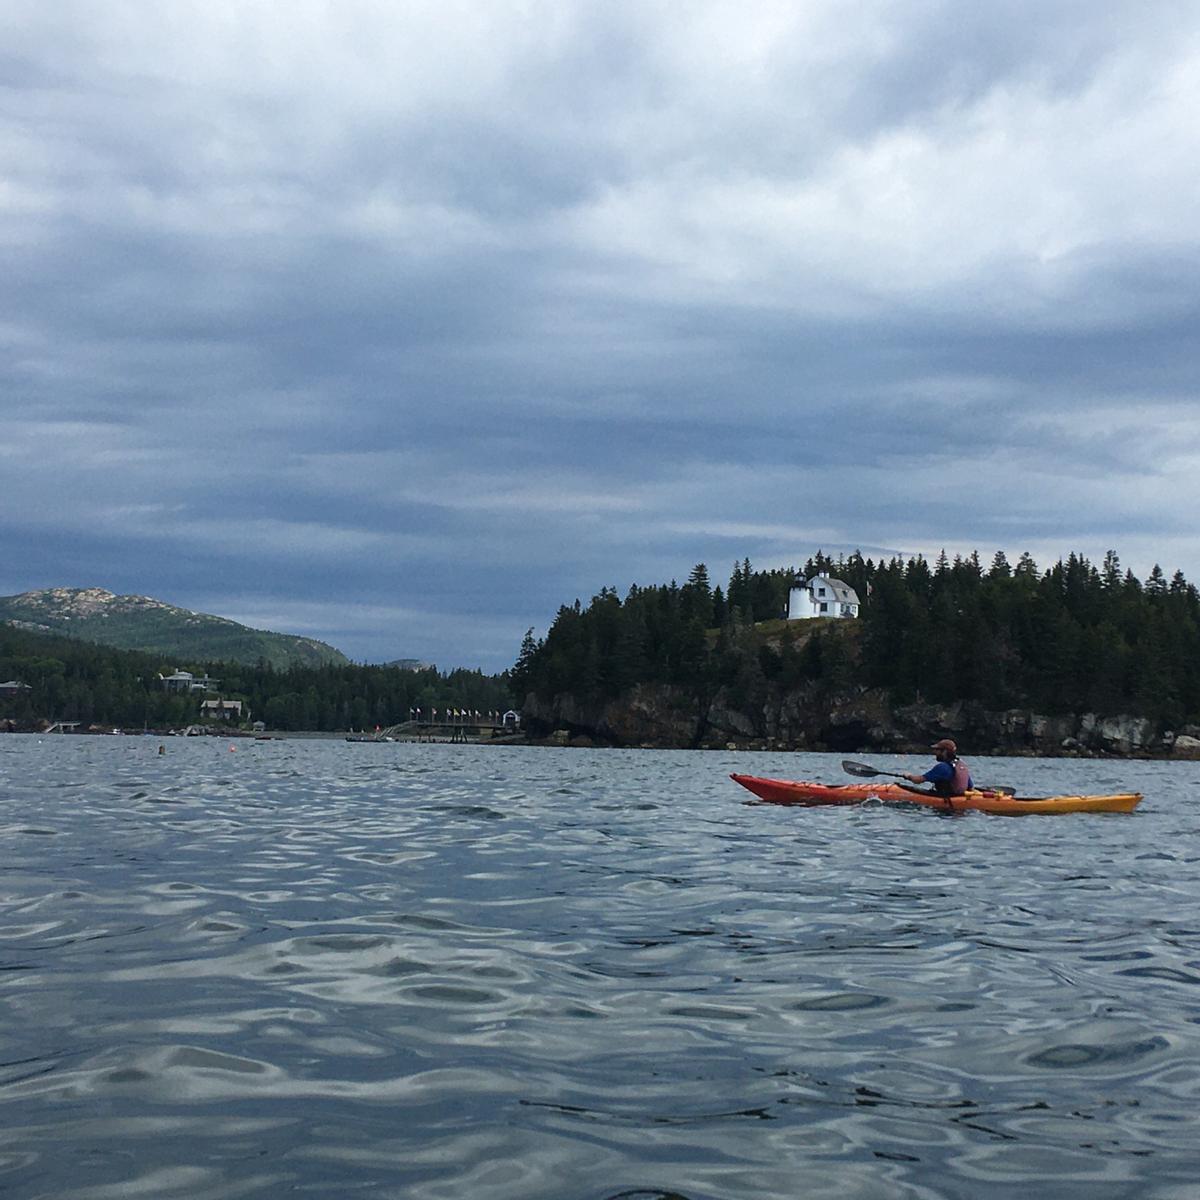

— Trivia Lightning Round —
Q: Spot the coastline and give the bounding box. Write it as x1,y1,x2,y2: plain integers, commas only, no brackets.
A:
11,720,1200,758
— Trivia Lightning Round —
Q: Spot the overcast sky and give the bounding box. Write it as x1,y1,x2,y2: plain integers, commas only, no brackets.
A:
3,1,1199,670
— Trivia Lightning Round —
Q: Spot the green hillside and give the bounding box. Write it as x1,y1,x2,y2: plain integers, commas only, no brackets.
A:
0,622,511,731
0,588,348,670
511,550,1200,748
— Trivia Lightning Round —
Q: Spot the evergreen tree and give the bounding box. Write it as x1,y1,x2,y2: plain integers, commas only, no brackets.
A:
1101,550,1122,591
681,564,714,628
711,585,727,627
1015,552,1039,582
509,629,539,699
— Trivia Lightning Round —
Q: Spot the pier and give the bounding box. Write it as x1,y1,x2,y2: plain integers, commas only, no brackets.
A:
347,718,521,744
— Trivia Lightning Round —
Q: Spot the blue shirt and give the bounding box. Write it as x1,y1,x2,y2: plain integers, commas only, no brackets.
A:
923,761,974,788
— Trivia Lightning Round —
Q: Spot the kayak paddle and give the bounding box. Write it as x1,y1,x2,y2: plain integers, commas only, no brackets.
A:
841,759,1014,796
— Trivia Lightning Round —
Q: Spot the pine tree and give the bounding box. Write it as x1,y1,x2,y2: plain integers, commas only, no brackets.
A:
711,585,727,627
1101,550,1122,590
682,563,714,628
509,628,540,699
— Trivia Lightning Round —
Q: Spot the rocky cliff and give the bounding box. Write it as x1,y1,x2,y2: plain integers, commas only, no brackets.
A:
522,682,1200,758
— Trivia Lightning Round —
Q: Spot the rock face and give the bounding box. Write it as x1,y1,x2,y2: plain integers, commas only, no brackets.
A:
522,683,1178,757
1171,734,1200,759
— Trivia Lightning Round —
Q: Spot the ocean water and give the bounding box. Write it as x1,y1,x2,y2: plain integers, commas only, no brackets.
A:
1,736,1198,1200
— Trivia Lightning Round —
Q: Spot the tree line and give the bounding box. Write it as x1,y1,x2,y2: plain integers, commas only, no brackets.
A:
0,624,512,731
509,550,1200,726
9,549,1198,734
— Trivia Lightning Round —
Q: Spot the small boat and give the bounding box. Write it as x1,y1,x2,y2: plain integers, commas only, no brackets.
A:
730,773,1142,815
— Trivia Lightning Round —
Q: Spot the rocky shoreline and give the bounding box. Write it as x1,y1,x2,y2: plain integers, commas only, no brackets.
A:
520,684,1200,759
12,696,1199,759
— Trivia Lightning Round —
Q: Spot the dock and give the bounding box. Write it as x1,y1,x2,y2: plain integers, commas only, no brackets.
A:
346,718,521,744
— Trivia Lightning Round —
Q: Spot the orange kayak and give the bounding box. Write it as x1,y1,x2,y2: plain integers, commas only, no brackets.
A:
730,773,1143,815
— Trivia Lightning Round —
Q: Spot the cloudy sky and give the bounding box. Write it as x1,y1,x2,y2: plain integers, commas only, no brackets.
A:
3,1,1199,670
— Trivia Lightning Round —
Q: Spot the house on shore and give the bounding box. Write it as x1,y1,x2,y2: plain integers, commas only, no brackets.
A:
200,699,244,722
787,575,861,620
159,670,220,693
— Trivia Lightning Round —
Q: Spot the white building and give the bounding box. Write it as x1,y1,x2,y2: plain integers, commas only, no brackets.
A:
159,670,220,693
787,575,861,620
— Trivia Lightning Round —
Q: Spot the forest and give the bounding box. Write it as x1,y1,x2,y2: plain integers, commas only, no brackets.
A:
7,549,1200,734
0,625,512,731
509,550,1200,726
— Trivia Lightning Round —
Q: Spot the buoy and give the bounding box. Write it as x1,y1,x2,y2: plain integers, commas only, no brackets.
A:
229,744,237,752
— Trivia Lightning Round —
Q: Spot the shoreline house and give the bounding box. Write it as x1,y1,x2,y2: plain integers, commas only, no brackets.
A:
200,698,243,722
0,680,32,698
787,575,861,620
159,670,220,693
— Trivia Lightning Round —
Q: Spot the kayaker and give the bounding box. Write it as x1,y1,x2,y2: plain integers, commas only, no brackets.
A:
906,739,973,797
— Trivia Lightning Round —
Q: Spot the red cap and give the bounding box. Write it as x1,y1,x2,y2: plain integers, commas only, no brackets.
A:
931,738,957,755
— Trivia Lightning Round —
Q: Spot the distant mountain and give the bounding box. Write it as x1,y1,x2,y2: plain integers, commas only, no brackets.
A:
0,588,348,670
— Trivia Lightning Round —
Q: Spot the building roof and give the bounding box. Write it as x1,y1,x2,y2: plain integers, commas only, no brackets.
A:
795,575,861,606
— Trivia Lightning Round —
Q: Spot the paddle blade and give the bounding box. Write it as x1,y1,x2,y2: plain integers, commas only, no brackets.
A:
841,759,880,778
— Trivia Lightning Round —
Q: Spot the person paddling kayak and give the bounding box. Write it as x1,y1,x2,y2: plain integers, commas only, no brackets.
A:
906,739,973,797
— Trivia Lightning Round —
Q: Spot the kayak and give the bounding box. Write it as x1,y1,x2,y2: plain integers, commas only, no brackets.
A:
730,773,1143,815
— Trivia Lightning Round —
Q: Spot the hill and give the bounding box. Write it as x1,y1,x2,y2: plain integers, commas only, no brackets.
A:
0,587,348,670
511,551,1200,755
0,622,511,732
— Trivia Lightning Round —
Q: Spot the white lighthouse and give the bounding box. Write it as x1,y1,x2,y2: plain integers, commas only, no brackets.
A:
787,575,861,620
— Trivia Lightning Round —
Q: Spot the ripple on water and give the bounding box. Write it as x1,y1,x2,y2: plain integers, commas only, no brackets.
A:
1026,1035,1171,1070
1,742,1199,1200
787,992,892,1012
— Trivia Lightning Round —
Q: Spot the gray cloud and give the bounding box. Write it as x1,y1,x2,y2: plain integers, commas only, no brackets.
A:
3,1,1199,669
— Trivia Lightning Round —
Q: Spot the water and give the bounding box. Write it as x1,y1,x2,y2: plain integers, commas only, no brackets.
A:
1,737,1199,1200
